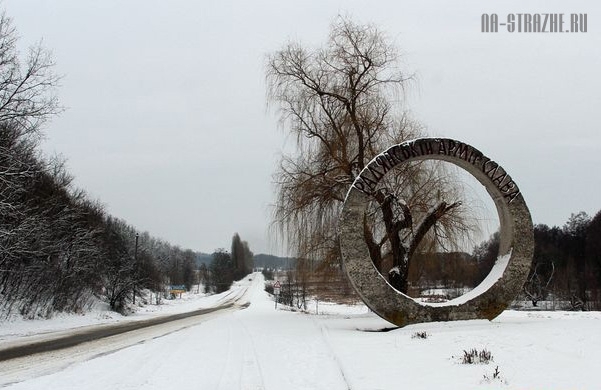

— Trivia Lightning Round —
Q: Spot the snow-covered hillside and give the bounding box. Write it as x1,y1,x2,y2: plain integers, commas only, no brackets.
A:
1,273,600,389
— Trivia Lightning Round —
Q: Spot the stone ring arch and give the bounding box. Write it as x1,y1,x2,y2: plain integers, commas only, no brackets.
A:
339,138,534,327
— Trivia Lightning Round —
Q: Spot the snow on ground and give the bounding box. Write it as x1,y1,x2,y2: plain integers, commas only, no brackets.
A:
2,273,601,390
0,281,243,345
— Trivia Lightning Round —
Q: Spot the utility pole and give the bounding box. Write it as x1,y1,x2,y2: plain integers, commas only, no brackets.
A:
133,232,139,304
273,280,281,309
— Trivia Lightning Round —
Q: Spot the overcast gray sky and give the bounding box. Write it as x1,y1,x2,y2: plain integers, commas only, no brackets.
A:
3,0,600,255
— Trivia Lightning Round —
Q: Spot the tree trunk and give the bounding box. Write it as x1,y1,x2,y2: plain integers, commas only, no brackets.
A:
377,192,409,293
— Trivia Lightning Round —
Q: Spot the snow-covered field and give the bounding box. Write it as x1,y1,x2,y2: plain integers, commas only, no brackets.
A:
1,273,600,389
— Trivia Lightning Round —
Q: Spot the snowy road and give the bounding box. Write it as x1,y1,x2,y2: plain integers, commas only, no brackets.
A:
2,273,601,389
0,305,238,362
0,281,250,387
1,274,355,389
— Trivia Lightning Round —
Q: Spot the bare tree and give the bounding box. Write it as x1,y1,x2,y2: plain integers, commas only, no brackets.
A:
523,262,555,307
0,11,61,137
267,16,475,293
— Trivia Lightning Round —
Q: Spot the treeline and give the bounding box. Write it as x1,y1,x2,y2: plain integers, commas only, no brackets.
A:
528,211,601,309
415,210,601,309
201,233,253,294
278,211,601,311
473,211,601,310
407,252,483,296
0,13,200,317
1,118,199,316
253,254,296,270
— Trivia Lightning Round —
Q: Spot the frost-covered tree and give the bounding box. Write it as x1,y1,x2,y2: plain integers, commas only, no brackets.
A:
0,11,61,136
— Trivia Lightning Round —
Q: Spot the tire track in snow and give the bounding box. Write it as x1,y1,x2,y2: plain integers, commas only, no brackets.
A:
216,284,249,307
216,289,238,304
315,319,354,390
215,316,266,390
216,318,236,390
237,317,266,390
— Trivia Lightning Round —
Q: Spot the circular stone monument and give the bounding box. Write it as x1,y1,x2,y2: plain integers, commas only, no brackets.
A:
339,138,533,327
